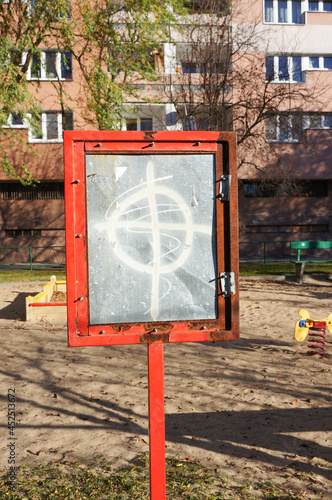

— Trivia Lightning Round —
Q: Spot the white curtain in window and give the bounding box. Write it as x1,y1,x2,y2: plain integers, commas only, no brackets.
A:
309,56,319,69
265,1,274,22
278,1,288,22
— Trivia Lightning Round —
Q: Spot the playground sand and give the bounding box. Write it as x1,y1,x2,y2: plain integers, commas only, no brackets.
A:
0,279,331,498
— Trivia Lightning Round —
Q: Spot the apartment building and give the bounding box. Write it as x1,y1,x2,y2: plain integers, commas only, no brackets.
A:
233,0,332,259
1,0,331,263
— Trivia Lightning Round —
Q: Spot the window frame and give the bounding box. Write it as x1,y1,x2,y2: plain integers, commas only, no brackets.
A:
303,113,332,129
4,113,28,129
265,55,304,83
305,55,332,70
123,117,153,131
183,117,209,131
26,50,73,81
28,111,73,143
266,114,303,143
308,0,332,10
264,0,304,24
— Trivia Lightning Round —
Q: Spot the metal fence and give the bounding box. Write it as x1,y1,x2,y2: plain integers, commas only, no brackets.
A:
239,240,332,263
239,241,293,263
0,242,330,269
0,246,66,270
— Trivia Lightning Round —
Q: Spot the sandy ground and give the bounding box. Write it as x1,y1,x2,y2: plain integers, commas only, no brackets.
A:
0,277,331,498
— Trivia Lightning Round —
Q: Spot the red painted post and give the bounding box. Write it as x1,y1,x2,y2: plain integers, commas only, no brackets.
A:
147,343,166,500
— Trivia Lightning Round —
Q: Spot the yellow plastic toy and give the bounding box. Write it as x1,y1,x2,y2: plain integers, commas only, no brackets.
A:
294,310,332,352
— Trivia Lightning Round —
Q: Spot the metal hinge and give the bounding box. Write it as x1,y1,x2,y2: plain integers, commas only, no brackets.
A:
219,272,236,297
217,175,231,201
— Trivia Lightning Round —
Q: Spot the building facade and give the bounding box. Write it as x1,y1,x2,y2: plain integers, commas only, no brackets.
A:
234,0,332,259
1,0,331,264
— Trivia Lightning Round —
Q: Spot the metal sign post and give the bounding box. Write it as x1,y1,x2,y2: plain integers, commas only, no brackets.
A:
64,131,239,499
148,343,166,499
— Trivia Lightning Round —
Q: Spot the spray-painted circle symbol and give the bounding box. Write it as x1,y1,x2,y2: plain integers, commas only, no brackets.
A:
108,184,194,275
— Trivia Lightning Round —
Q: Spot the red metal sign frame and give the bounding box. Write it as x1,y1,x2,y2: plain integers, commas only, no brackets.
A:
64,131,239,347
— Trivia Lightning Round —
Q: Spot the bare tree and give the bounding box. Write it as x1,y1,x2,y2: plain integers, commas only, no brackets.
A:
163,0,330,176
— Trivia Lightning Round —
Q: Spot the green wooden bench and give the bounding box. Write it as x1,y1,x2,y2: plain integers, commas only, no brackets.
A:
290,240,332,284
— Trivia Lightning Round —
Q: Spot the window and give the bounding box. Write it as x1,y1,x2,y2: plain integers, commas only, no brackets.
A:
181,62,197,74
125,117,153,131
265,56,304,82
309,0,332,9
11,113,23,126
265,56,274,81
6,113,26,128
180,61,223,74
303,113,332,129
28,51,72,80
45,52,56,78
278,0,288,21
266,114,302,142
176,105,232,131
4,229,43,237
243,180,328,197
31,52,41,78
175,42,229,76
29,0,71,18
265,0,274,21
184,117,208,131
305,55,332,70
324,115,332,128
264,0,303,24
61,52,72,79
29,111,73,142
292,0,302,21
279,56,289,79
309,1,319,9
1,182,64,200
324,57,332,69
309,56,319,68
292,56,303,81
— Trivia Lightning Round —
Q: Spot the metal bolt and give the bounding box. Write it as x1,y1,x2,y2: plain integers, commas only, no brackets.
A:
152,328,157,333
76,234,82,238
78,296,84,301
99,330,105,334
95,143,102,147
72,179,80,184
